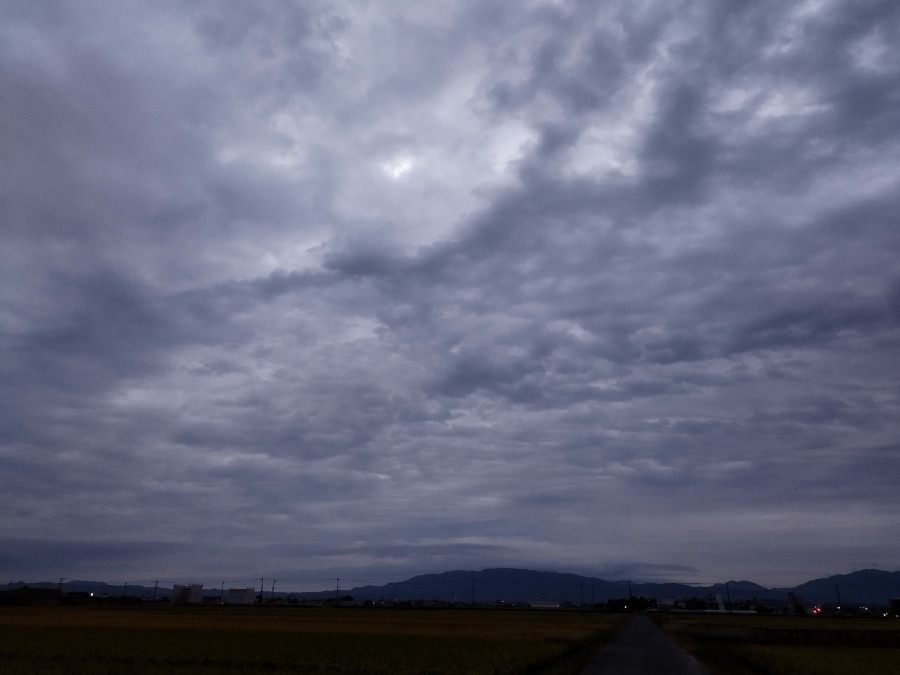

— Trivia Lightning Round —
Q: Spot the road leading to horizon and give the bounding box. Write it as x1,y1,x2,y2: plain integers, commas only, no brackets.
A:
582,614,707,675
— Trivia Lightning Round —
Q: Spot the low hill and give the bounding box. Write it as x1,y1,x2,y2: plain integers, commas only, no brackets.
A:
791,569,900,607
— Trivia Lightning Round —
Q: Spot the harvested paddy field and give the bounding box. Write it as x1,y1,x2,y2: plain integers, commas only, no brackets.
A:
653,613,900,675
0,605,627,674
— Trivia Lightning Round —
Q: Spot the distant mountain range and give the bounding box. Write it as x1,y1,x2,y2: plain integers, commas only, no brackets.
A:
296,568,900,607
11,568,900,607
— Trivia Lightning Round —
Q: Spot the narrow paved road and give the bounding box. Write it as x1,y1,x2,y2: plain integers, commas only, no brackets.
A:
582,614,707,675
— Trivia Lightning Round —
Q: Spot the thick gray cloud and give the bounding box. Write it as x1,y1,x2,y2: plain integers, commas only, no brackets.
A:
2,0,899,589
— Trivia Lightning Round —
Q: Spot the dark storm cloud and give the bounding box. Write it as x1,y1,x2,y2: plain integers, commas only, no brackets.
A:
2,0,899,588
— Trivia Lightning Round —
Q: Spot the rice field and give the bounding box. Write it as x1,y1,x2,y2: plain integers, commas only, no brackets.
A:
0,605,627,674
653,612,900,675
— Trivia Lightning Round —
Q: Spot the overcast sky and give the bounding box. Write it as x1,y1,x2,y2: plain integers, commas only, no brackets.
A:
2,0,899,591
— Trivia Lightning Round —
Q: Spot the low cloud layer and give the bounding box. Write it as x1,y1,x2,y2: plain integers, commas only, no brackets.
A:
2,0,899,589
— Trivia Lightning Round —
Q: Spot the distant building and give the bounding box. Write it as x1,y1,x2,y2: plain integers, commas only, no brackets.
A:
224,587,257,605
788,592,807,615
706,594,725,611
171,584,203,605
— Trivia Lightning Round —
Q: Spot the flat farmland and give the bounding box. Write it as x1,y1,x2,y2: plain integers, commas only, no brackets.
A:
653,613,900,675
0,606,627,674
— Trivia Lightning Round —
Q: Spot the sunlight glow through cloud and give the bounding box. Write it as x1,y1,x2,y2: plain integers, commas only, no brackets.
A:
380,156,416,180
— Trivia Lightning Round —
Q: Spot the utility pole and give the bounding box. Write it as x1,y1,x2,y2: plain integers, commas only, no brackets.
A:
725,582,732,613
153,580,159,602
271,579,277,602
220,581,225,602
335,578,340,606
57,577,65,592
835,584,842,611
260,578,265,604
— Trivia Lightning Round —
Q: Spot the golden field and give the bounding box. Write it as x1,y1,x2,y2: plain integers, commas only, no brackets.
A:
0,605,626,674
653,612,900,675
